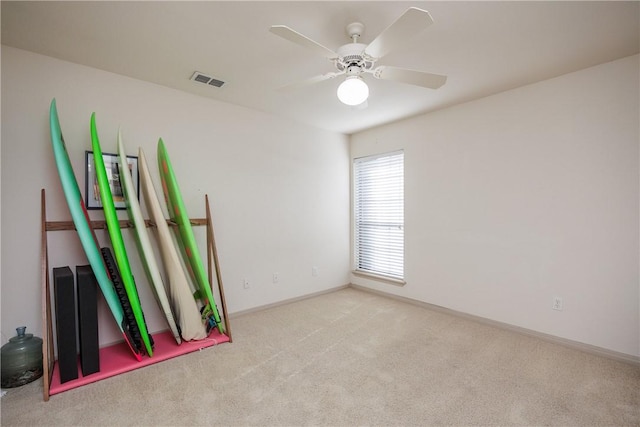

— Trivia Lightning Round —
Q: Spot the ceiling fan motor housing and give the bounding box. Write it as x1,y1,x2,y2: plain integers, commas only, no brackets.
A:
335,43,374,75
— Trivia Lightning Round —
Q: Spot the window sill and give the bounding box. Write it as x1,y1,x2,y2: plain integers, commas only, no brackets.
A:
352,270,406,286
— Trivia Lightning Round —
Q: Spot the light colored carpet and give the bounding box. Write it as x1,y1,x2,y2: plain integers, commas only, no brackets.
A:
2,287,638,426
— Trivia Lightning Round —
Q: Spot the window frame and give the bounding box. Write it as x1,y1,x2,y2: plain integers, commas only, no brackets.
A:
352,150,405,285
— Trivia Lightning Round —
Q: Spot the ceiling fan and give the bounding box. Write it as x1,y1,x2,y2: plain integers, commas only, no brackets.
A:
269,7,447,106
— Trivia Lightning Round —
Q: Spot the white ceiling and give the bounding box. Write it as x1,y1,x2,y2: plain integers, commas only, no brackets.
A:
2,1,639,134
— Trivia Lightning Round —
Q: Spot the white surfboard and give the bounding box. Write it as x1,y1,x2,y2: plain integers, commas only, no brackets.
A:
117,131,182,344
138,147,207,341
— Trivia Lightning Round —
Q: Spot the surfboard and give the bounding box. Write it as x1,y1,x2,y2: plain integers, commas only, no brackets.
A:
157,139,225,334
90,114,154,357
48,99,142,362
117,131,181,345
138,148,208,341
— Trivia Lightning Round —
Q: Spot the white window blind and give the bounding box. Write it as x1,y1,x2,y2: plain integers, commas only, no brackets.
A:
353,151,404,280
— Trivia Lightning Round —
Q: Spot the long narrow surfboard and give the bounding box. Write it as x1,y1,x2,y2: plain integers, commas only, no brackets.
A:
117,131,181,345
138,148,208,341
90,114,154,357
157,139,225,334
48,99,142,361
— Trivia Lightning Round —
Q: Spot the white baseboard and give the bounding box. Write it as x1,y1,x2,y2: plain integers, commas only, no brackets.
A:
229,284,351,319
349,283,640,366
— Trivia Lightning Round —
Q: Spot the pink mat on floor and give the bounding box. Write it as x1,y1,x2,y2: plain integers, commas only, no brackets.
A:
49,329,230,395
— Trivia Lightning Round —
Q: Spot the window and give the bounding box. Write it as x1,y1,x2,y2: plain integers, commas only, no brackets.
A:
353,151,404,281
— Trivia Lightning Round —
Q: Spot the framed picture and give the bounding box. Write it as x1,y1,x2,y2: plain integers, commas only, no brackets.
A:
85,151,139,210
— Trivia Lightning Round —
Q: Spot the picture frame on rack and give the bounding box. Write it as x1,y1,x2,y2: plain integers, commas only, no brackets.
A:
85,151,139,210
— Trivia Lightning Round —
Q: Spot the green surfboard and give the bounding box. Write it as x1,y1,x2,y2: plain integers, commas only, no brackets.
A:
49,99,142,361
157,138,225,334
90,114,154,356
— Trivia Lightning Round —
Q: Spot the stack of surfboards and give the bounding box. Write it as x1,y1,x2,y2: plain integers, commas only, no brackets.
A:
49,99,225,360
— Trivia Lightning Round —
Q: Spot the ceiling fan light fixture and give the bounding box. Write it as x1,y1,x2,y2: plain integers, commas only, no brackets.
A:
337,76,369,106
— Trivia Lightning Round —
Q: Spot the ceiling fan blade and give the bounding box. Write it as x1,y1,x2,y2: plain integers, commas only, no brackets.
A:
364,7,434,59
372,66,447,89
270,25,338,59
276,71,342,92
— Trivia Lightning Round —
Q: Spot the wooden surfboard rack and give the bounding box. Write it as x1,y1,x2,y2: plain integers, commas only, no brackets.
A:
40,189,232,401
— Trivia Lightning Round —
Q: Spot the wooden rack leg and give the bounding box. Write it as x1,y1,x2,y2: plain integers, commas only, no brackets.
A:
41,189,54,401
205,195,232,342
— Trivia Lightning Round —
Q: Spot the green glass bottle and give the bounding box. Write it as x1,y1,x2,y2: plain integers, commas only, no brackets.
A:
1,327,43,388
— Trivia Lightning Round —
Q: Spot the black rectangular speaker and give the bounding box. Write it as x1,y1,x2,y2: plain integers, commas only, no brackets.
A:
76,265,100,376
53,266,78,383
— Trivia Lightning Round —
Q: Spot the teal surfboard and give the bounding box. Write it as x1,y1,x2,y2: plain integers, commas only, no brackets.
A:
90,114,154,356
49,99,142,361
157,138,225,334
117,131,181,345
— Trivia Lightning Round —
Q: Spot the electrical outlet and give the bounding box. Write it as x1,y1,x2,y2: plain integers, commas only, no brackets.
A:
552,296,563,311
243,279,250,289
312,266,319,277
272,273,279,284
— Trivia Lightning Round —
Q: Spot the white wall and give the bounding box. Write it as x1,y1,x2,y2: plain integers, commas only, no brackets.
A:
351,55,640,357
1,46,350,346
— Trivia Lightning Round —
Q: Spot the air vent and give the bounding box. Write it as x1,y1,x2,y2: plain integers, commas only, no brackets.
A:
190,71,225,88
